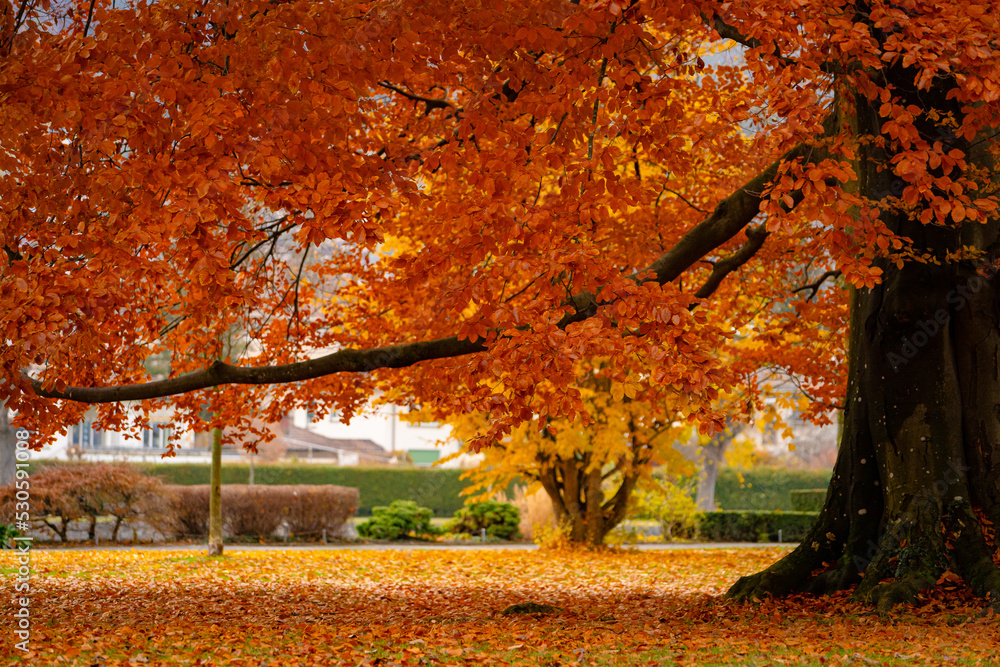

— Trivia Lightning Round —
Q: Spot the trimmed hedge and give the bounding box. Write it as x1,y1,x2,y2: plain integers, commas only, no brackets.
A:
164,484,358,539
283,485,361,537
2,462,171,542
135,463,467,516
714,467,832,511
698,510,819,542
790,489,828,512
167,485,211,537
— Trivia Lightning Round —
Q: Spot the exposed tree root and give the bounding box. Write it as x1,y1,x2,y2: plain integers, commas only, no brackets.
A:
727,527,837,602
727,499,1000,615
951,505,1000,613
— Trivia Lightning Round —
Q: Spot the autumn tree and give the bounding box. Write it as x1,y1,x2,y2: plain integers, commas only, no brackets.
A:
453,362,691,546
690,418,747,512
4,0,1000,611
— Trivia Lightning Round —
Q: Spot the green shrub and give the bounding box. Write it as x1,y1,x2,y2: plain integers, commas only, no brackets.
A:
629,477,702,541
0,523,20,548
446,501,520,540
357,500,439,541
698,510,819,542
790,489,828,512
714,467,832,511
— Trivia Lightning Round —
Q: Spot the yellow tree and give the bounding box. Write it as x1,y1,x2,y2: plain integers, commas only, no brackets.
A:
453,362,693,546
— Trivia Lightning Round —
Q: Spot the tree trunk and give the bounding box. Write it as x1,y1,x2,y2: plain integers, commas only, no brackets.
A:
0,401,14,488
208,427,223,556
46,518,67,542
538,450,638,547
729,69,1000,612
695,434,728,511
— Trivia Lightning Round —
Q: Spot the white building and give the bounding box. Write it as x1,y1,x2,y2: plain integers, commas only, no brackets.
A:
45,401,474,468
287,403,464,466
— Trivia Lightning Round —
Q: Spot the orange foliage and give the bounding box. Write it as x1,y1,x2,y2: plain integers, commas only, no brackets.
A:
1,0,997,451
2,548,998,665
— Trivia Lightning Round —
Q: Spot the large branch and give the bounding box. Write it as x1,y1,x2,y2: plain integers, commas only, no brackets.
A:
29,336,486,403
692,224,770,301
28,115,837,404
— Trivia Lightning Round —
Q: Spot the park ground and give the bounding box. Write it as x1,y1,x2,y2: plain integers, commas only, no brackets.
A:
2,546,999,666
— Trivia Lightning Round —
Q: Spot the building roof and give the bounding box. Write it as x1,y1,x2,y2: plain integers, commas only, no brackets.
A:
281,423,393,462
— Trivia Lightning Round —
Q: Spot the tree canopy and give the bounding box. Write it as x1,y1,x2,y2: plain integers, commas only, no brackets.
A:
4,0,874,443
5,0,1000,611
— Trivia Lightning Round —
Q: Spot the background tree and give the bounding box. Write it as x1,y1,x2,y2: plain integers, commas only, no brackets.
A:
4,0,1000,611
453,363,692,546
690,418,748,512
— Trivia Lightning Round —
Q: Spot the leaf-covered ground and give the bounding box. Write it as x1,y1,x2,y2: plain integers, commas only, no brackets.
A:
2,547,998,665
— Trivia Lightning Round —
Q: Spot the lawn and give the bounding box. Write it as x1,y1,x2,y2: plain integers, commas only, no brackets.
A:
2,546,998,665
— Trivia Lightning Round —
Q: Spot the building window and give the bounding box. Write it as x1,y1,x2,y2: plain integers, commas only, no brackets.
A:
71,422,104,448
143,424,171,449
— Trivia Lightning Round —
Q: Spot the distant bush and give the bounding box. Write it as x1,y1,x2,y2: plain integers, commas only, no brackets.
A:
446,500,520,540
1,463,169,542
163,484,358,540
629,477,702,541
126,462,466,517
714,468,832,511
223,486,289,539
283,485,359,538
357,500,439,541
0,523,20,548
163,485,211,538
4,465,87,541
698,511,818,542
790,489,828,513
89,463,171,540
506,486,556,542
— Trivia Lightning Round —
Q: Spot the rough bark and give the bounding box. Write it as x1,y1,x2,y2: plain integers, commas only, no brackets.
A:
729,66,1000,612
537,449,639,547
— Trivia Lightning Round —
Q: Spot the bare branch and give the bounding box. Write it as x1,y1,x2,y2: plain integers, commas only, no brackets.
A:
793,270,841,301
378,82,457,116
662,186,709,214
28,336,487,403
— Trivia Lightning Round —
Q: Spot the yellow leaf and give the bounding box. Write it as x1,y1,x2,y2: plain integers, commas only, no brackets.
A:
610,382,624,401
